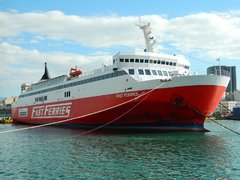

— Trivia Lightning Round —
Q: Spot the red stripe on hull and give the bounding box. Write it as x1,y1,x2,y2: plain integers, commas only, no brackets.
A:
12,85,226,130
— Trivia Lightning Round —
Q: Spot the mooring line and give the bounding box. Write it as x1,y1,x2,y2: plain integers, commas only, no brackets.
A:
5,86,156,146
170,95,240,136
210,119,240,136
0,81,166,135
66,82,158,137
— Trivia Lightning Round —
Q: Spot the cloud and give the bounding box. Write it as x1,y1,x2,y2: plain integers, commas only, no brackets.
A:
0,42,111,92
0,11,146,48
163,11,240,59
1,10,240,96
1,10,240,60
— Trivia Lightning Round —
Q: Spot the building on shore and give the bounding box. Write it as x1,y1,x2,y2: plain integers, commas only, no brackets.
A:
3,96,17,106
213,88,240,118
0,96,17,119
207,65,236,94
207,65,239,117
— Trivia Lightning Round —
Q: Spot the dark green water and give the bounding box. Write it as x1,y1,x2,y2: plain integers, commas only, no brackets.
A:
0,120,240,179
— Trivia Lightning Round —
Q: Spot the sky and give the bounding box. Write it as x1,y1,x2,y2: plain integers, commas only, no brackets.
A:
1,0,240,97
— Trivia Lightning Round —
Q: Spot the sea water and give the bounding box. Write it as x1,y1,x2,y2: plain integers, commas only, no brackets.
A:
0,120,240,179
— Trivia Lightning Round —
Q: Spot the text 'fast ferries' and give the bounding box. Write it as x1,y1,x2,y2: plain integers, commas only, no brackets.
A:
32,102,72,118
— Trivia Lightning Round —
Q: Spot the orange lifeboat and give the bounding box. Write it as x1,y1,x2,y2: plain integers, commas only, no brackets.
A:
69,67,82,77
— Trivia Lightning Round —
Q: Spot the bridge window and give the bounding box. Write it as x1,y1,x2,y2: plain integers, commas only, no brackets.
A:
125,59,129,62
150,60,153,63
128,69,134,75
135,59,139,63
120,59,124,62
145,59,149,63
166,62,169,65
170,62,173,66
130,59,134,62
138,69,144,75
163,71,168,76
145,69,151,75
152,70,157,75
157,70,163,76
140,59,144,63
161,61,165,65
154,60,157,64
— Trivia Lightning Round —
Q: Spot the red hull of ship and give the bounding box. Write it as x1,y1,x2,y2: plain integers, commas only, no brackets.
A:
12,84,226,131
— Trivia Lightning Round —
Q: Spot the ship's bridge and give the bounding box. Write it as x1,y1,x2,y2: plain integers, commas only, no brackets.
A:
112,51,190,81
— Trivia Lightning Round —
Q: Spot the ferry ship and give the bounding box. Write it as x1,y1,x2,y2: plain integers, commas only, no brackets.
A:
11,22,230,131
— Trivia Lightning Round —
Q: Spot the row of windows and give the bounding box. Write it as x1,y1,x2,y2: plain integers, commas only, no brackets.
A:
19,71,127,98
116,58,177,66
64,91,71,97
129,69,170,77
30,75,67,91
35,96,47,102
19,111,27,117
113,58,189,70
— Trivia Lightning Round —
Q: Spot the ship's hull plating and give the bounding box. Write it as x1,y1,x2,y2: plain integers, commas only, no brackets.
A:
12,83,227,131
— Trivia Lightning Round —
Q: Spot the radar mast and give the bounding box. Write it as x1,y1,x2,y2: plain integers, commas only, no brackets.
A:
136,19,156,52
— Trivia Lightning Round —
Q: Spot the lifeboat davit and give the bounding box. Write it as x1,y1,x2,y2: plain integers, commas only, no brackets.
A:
69,67,82,77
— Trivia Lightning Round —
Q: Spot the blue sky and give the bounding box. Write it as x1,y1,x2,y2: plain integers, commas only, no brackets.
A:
1,0,238,17
0,0,240,97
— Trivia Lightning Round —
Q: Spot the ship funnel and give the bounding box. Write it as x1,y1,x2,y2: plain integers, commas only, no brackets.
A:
40,62,51,81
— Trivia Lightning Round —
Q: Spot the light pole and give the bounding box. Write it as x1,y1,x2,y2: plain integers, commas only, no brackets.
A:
217,57,221,76
216,57,222,116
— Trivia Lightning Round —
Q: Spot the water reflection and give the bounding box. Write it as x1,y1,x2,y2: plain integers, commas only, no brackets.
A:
0,121,239,179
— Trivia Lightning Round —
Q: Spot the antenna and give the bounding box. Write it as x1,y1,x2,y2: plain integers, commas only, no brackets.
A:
136,18,156,52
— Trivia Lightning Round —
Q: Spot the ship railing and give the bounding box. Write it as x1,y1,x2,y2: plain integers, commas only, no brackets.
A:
82,64,114,77
28,75,67,91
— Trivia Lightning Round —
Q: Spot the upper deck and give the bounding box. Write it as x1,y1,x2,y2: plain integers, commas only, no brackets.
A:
112,51,190,80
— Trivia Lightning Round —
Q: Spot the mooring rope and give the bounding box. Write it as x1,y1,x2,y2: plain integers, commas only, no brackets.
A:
209,119,240,136
0,81,166,135
171,97,240,136
14,91,157,146
68,83,158,137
